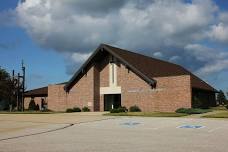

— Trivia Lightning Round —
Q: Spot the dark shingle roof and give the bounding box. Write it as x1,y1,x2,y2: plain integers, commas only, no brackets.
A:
24,86,48,97
105,45,189,77
104,44,216,92
65,44,217,92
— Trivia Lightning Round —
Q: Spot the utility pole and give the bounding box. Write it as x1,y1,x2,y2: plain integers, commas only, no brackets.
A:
10,70,15,112
17,73,20,111
21,60,25,112
12,60,26,111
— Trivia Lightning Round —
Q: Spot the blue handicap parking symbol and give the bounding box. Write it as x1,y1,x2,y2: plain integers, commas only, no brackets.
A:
178,125,204,129
120,121,141,127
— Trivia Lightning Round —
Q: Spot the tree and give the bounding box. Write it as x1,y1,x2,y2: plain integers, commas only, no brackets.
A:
0,67,16,110
28,99,36,110
217,90,227,105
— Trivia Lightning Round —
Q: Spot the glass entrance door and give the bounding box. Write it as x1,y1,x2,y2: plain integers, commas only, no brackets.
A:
104,94,121,111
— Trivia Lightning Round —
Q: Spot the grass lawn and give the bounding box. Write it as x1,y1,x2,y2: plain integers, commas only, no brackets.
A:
210,106,227,111
0,111,55,114
203,111,228,118
104,112,188,117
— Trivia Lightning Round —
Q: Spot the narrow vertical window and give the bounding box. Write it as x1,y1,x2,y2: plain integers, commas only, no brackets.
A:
109,56,117,86
112,63,114,84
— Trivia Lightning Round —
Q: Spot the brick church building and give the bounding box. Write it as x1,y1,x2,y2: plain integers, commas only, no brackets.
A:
24,44,217,112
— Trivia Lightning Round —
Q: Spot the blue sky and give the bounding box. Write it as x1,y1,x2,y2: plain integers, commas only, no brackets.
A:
0,0,70,89
0,0,228,92
0,20,69,89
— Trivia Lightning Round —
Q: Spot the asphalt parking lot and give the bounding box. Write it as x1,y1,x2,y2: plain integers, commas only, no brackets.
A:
0,113,228,152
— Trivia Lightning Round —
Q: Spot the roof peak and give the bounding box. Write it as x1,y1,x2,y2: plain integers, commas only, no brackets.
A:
65,44,216,92
102,44,184,69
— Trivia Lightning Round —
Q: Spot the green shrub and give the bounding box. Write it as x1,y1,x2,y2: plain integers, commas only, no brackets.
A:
28,99,36,111
110,106,128,113
129,105,141,112
175,108,187,113
42,109,52,112
110,108,120,113
66,108,73,113
117,106,128,112
72,107,81,112
35,104,40,111
66,107,81,113
82,106,90,112
175,108,211,114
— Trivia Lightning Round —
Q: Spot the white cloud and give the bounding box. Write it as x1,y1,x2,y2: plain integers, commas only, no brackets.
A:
185,44,228,76
14,0,228,77
153,52,163,58
207,12,228,43
16,0,216,53
64,52,91,75
169,56,181,62
70,52,91,63
208,23,228,42
196,60,228,76
219,12,228,23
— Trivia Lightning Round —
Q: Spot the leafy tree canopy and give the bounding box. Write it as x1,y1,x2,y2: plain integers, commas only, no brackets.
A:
217,90,227,105
0,67,15,110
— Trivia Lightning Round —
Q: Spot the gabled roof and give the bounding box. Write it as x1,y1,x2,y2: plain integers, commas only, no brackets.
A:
65,44,217,92
24,86,48,97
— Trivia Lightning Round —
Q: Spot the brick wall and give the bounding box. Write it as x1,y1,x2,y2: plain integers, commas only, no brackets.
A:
99,56,109,87
48,84,67,111
66,65,95,111
46,54,192,112
24,97,30,109
98,60,191,112
118,64,191,112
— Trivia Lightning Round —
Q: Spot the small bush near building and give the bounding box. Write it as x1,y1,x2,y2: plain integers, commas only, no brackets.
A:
41,109,52,112
82,106,90,112
72,107,81,112
110,108,120,113
35,104,40,111
66,107,82,113
129,105,141,112
66,108,74,113
110,106,128,113
28,99,36,111
118,106,128,112
175,108,187,113
175,108,211,114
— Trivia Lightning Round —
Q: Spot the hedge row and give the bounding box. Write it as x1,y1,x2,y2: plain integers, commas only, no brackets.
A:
110,105,141,113
175,108,211,114
66,106,90,113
